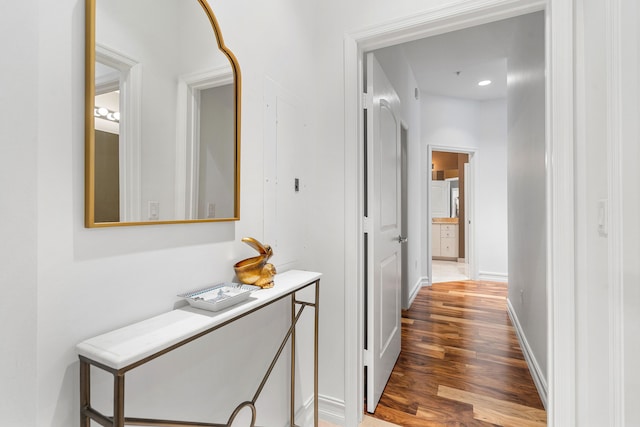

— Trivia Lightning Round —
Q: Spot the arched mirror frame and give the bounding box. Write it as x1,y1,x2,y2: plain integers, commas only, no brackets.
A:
85,0,241,227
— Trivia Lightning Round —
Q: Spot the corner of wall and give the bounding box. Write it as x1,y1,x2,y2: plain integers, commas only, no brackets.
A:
404,276,429,309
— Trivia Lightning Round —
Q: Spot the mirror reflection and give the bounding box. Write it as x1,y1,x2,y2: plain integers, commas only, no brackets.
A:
86,0,240,226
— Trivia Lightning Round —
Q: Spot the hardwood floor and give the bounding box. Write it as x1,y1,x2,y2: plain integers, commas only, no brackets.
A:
368,280,546,427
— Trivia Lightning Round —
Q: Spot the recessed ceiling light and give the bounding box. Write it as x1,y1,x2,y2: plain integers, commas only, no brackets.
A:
478,80,492,86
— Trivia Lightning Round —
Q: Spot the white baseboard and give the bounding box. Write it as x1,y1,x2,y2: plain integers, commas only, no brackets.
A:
288,394,345,427
406,276,429,309
290,395,315,427
506,299,548,409
318,394,345,426
478,271,509,282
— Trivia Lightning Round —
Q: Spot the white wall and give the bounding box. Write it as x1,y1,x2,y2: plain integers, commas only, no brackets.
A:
372,47,423,308
4,0,319,426
476,99,508,279
421,94,508,279
506,10,547,387
0,1,38,425
422,95,478,148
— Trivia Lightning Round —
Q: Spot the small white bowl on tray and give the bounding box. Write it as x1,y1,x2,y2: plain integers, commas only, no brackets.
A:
178,283,261,312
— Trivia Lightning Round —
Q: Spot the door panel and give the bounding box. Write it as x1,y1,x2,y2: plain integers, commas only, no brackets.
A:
380,102,398,230
366,52,402,413
379,253,400,352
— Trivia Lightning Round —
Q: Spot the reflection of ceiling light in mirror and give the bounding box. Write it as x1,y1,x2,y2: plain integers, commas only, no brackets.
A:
94,106,120,123
478,80,492,86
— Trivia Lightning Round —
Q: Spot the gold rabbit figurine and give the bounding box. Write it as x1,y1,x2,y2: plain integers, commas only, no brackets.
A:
233,237,276,289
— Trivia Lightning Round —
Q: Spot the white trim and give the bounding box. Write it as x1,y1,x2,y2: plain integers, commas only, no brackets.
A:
344,1,576,426
478,271,508,282
406,276,429,309
174,65,233,220
507,299,549,408
286,395,315,427
318,394,346,426
546,2,576,425
606,0,625,424
343,33,364,427
95,44,142,223
346,0,546,51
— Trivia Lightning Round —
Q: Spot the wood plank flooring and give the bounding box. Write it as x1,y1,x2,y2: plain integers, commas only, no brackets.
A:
368,280,546,427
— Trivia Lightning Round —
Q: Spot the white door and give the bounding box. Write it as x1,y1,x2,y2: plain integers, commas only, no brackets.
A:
365,53,402,413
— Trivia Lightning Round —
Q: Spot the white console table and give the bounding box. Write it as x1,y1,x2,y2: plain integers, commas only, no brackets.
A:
77,270,321,427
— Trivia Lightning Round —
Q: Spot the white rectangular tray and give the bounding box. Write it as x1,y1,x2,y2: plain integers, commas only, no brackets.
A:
178,283,260,312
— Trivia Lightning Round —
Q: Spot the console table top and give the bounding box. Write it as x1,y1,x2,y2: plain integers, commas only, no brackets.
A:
76,270,321,370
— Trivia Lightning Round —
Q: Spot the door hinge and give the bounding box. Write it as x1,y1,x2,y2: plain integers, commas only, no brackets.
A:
363,349,372,367
362,92,372,109
363,216,372,233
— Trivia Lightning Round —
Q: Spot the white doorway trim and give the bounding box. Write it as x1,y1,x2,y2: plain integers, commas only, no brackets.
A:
343,1,576,426
95,44,142,223
175,65,233,219
427,145,477,284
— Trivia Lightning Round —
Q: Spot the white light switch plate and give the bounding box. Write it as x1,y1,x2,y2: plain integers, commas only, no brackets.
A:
597,199,608,237
148,201,159,220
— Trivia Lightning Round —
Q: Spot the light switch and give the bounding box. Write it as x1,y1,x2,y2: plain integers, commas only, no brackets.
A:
597,199,608,237
148,201,159,220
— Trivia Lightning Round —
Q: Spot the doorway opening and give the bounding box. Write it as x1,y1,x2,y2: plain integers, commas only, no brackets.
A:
364,11,526,412
343,1,577,425
429,148,475,284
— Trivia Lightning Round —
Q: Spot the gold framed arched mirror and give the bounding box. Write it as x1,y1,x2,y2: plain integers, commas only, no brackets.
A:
85,0,241,227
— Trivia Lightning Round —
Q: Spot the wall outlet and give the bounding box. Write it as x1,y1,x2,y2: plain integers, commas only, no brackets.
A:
148,201,159,220
207,203,216,218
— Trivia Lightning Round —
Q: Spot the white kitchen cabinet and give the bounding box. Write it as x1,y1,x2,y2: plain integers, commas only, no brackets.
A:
432,223,458,259
432,224,441,256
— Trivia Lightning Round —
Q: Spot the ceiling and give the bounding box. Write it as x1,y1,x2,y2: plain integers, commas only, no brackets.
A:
374,13,540,101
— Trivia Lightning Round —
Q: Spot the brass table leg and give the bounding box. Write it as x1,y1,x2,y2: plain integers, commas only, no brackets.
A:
314,281,319,427
80,360,91,427
291,294,296,427
114,372,125,427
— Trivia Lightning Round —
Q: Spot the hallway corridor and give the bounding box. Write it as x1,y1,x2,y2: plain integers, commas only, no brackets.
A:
369,281,546,426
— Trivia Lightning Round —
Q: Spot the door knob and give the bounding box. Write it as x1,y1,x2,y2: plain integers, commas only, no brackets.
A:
397,235,408,243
